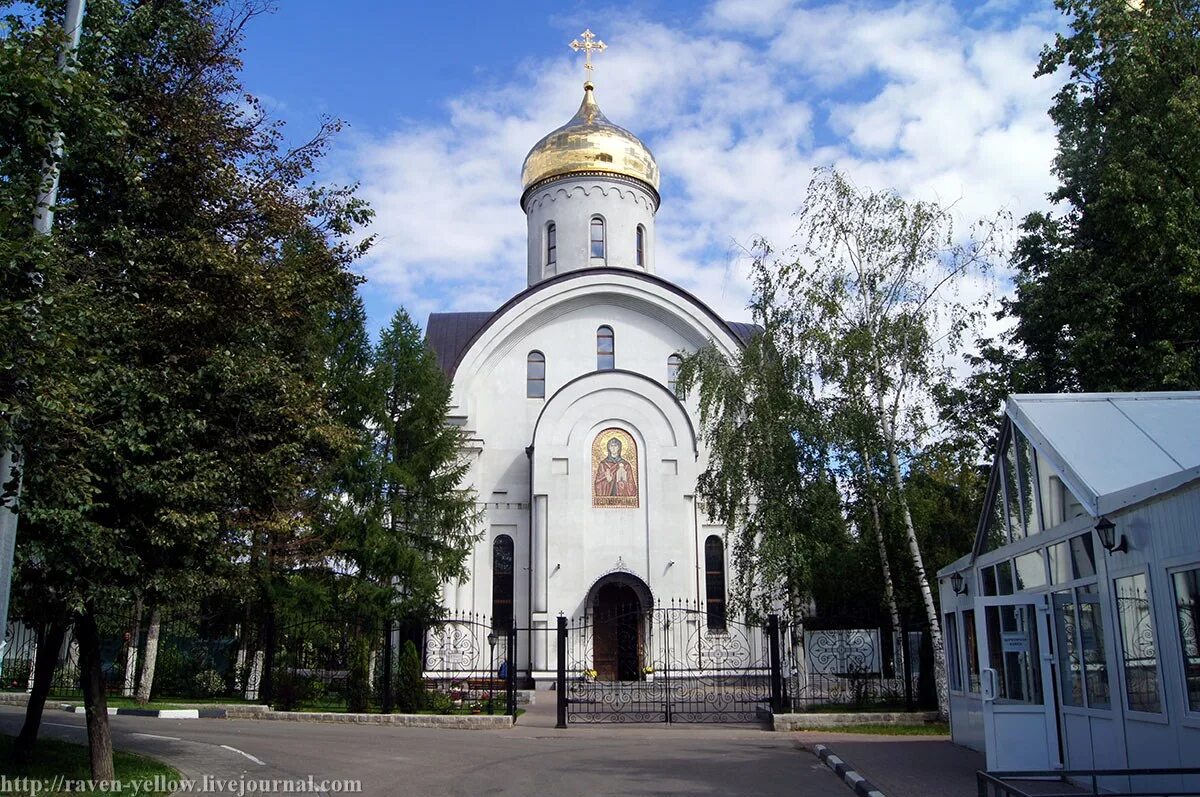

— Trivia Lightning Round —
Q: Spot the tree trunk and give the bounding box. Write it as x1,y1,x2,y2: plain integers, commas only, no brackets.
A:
787,591,807,710
876,396,948,719
859,450,904,677
76,610,115,782
135,606,161,705
123,598,143,697
12,622,67,764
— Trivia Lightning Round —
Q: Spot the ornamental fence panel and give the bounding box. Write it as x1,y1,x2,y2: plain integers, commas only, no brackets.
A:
782,619,921,710
781,614,932,712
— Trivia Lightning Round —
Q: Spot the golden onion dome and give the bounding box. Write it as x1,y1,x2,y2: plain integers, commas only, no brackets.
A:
521,82,659,200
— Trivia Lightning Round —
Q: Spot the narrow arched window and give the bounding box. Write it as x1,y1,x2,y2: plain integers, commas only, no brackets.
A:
527,351,545,398
667,354,683,395
705,536,727,631
590,217,606,260
546,223,557,270
492,535,514,632
596,326,614,370
636,225,646,267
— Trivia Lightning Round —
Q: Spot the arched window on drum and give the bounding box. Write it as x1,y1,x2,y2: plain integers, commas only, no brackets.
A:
590,216,606,261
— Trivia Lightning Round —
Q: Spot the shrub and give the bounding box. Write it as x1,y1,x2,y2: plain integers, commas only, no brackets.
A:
305,677,327,706
272,669,308,711
345,636,372,713
394,641,423,713
152,643,192,698
423,690,454,714
3,660,32,691
192,669,226,698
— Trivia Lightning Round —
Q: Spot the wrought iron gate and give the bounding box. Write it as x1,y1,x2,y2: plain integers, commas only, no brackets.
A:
557,603,784,724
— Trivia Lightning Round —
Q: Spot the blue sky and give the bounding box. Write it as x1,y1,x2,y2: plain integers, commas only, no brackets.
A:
234,0,1065,335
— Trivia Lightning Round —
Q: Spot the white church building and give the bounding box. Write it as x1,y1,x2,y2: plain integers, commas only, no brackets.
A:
423,74,754,687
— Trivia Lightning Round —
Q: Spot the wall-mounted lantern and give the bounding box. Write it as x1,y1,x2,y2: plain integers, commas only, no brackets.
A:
951,571,968,596
1095,516,1128,554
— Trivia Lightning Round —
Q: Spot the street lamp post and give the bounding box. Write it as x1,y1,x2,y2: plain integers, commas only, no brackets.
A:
487,632,497,715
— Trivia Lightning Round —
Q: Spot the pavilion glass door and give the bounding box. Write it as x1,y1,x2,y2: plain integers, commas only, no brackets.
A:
975,592,1061,771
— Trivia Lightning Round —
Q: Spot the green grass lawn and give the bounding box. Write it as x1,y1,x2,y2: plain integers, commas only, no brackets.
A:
0,734,178,796
92,696,258,710
802,703,913,713
800,721,950,736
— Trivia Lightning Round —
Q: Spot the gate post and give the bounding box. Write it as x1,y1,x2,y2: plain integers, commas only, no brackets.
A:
506,626,517,720
555,615,567,729
767,613,783,714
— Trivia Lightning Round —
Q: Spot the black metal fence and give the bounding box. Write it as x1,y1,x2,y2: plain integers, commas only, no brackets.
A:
978,769,1200,797
2,609,244,702
2,608,519,718
555,601,785,724
2,601,931,720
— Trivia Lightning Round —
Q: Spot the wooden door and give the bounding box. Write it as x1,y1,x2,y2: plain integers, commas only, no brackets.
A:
593,583,641,681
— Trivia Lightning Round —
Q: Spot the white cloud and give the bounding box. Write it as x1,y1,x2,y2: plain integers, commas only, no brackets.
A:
338,0,1062,329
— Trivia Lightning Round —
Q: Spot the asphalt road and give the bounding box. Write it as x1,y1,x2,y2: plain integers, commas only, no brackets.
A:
0,703,849,796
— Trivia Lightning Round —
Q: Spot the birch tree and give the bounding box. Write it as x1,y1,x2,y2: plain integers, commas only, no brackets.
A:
794,168,1001,718
831,395,904,672
676,246,843,621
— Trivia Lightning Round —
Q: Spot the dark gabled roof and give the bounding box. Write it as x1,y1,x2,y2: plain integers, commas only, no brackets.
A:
425,312,494,375
725,321,760,348
423,270,760,378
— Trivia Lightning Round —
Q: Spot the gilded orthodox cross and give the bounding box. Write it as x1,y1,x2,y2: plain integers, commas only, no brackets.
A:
570,29,607,83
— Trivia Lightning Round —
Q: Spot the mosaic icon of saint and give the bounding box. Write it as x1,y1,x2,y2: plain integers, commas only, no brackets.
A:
593,436,637,499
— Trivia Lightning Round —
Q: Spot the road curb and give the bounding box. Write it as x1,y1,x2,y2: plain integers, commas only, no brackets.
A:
65,705,229,719
46,701,510,727
812,744,888,797
772,711,939,731
222,708,513,728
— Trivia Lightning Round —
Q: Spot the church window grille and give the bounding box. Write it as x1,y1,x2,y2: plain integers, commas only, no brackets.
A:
597,326,615,370
705,535,727,631
546,223,557,270
492,535,514,633
527,351,546,398
667,354,683,395
590,217,606,260
636,225,645,267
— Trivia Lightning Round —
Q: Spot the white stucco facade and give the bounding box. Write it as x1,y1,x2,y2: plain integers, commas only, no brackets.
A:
425,84,751,683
